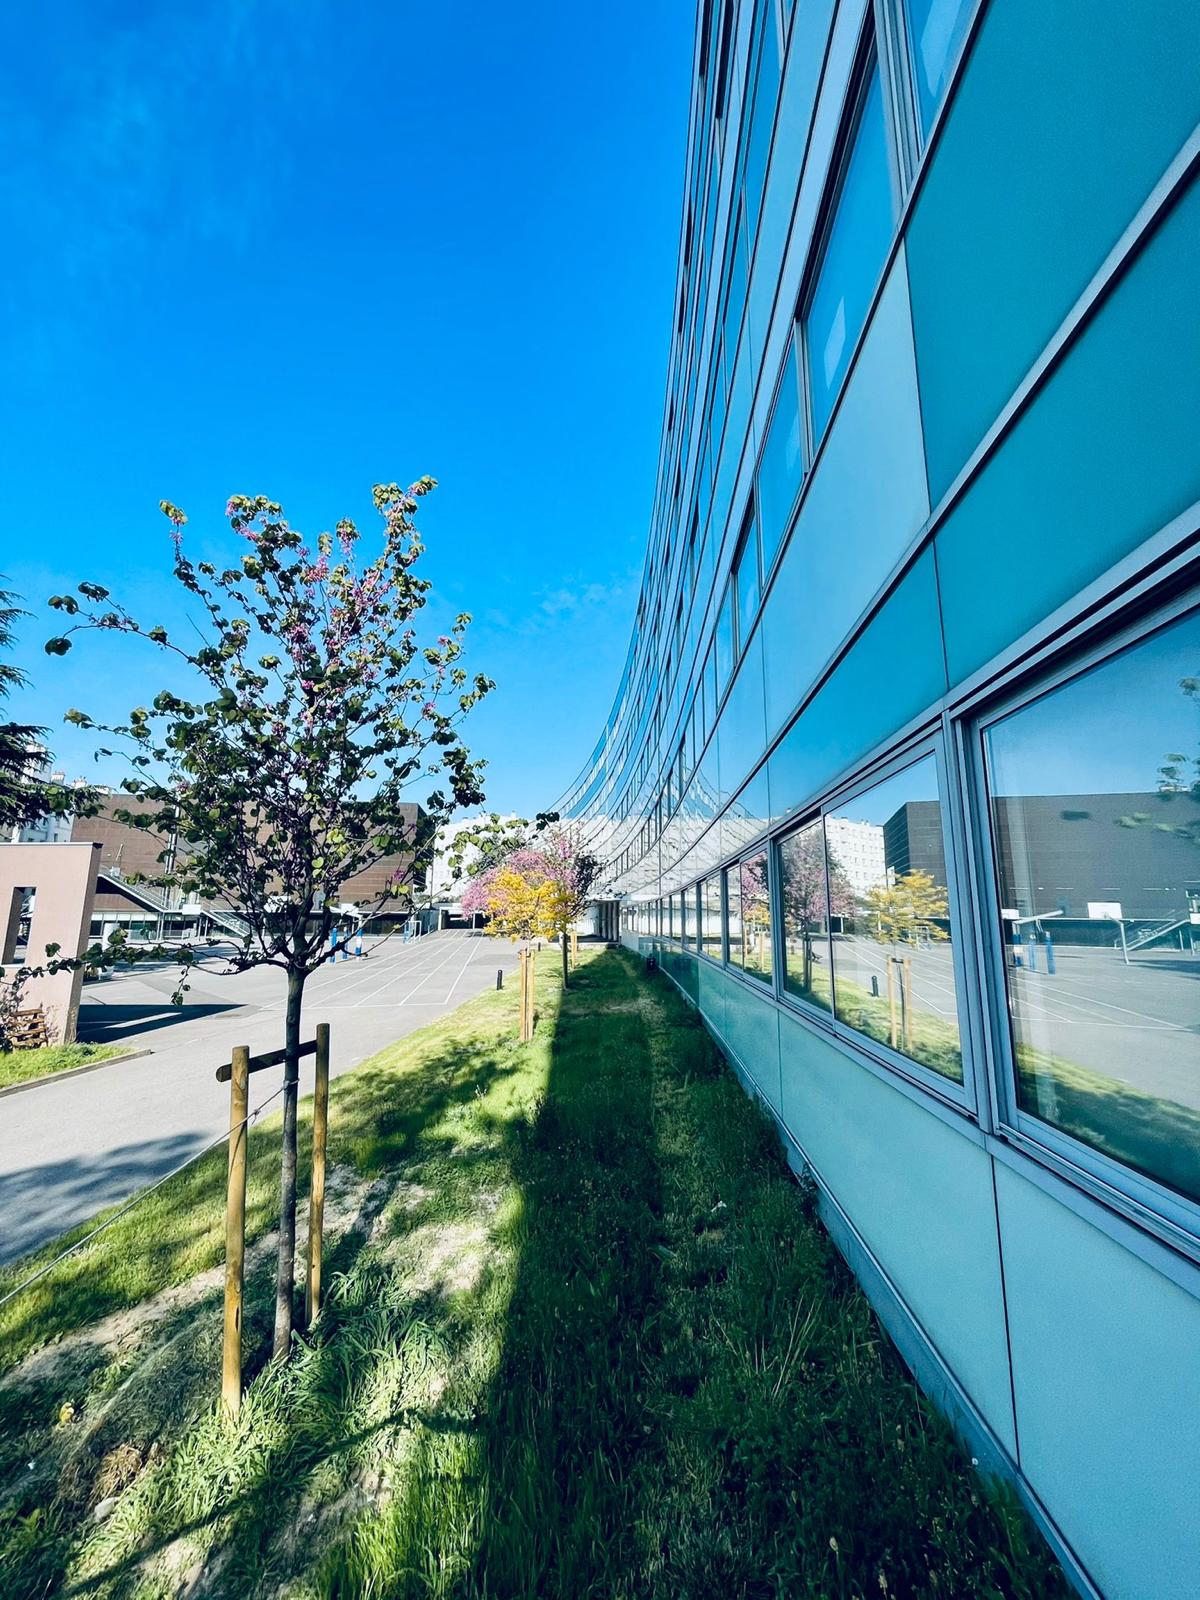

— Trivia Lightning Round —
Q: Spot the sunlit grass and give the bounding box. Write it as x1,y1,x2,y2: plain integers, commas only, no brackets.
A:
0,947,1068,1599
0,1042,128,1091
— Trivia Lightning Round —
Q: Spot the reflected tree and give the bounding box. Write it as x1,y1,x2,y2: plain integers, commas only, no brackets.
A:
863,869,949,1052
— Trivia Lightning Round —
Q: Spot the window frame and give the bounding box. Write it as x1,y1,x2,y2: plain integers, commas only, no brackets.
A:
732,500,761,655
755,332,805,585
735,843,774,988
963,592,1200,1254
772,808,836,1026
721,863,739,970
814,734,978,1113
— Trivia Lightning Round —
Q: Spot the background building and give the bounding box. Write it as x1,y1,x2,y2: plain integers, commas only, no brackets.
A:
547,3,1200,1595
14,787,429,942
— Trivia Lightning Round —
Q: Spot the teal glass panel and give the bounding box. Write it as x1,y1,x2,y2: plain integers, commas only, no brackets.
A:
908,0,1200,501
761,260,929,743
936,178,1200,685
767,548,946,827
805,64,894,443
996,1165,1200,1600
716,634,767,806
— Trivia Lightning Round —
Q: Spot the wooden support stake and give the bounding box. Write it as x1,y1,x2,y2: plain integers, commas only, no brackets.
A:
222,1044,250,1418
305,1022,330,1328
528,946,537,1035
517,948,529,1042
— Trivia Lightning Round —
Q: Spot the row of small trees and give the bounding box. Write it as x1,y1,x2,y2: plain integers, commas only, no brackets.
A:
459,825,600,995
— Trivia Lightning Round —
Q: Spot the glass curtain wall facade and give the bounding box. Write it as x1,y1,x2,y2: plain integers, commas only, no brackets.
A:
551,4,1200,1596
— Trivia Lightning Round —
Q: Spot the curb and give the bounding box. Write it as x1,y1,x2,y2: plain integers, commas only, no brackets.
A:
0,1047,155,1099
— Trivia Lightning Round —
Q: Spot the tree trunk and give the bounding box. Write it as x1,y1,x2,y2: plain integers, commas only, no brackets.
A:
273,965,305,1361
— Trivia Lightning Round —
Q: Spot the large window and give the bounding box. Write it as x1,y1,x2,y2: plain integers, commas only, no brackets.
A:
715,582,735,691
828,756,963,1081
742,0,781,238
982,608,1200,1206
737,850,773,985
722,209,748,394
702,874,724,959
733,505,761,649
804,59,894,443
723,864,741,966
757,338,803,576
778,817,834,1012
902,0,973,140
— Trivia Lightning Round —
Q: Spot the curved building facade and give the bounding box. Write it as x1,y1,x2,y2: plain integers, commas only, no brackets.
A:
552,3,1200,1596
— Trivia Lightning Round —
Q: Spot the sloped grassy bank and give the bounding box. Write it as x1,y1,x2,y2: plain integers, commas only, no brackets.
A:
0,945,1067,1599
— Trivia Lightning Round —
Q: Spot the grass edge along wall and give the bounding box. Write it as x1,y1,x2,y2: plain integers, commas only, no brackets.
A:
549,1,1200,1597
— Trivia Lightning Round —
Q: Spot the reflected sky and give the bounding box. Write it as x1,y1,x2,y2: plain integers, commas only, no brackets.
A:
987,610,1199,796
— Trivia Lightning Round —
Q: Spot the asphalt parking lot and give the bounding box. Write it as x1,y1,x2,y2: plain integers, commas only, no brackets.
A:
1,930,519,1265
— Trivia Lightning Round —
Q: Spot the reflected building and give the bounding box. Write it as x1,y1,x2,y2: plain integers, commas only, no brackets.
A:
824,814,885,899
543,2,1200,1594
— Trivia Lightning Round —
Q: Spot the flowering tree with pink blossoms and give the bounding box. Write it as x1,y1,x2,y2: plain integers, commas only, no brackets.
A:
461,828,600,990
45,479,491,1359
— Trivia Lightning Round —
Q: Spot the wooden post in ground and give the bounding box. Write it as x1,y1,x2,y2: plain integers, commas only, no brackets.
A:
518,948,530,1042
528,945,537,1034
222,1044,250,1418
304,1022,330,1328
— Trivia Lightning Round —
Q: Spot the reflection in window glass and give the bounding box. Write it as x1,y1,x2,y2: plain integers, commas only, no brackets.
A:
703,874,724,959
739,851,773,985
734,507,760,649
904,0,973,138
723,865,741,965
829,757,963,1080
722,209,748,392
680,889,693,948
757,339,803,575
984,611,1200,1204
716,582,735,691
805,64,894,444
743,0,781,238
779,818,837,1012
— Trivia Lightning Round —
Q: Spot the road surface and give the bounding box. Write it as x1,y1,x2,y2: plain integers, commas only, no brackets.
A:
1,930,518,1265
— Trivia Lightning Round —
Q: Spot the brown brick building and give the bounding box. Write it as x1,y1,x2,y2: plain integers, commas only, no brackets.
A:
69,793,429,937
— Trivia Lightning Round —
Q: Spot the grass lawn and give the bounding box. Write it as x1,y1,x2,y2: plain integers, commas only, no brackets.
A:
0,946,1068,1599
0,1041,130,1092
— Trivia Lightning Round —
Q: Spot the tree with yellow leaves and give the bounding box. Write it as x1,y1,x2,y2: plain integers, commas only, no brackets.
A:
486,867,558,944
862,869,949,1053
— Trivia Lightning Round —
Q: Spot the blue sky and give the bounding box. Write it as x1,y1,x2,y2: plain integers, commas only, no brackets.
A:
1,0,691,817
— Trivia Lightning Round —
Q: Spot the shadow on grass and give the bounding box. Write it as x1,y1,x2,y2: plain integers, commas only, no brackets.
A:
1,950,1070,1600
0,1005,530,1599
